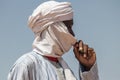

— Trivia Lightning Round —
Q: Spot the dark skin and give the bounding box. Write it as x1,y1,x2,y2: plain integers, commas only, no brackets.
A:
63,20,96,70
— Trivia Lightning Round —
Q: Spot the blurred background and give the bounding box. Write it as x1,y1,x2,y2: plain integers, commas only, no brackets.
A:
0,0,120,80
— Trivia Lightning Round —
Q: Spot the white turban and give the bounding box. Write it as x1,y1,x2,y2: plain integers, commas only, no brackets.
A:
28,1,77,57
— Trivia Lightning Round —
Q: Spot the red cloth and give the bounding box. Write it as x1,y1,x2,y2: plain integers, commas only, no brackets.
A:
45,56,58,62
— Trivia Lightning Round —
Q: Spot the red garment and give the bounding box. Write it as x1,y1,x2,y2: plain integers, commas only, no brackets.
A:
45,56,58,62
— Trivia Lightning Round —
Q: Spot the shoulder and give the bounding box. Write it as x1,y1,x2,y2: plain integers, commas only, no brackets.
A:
11,51,43,69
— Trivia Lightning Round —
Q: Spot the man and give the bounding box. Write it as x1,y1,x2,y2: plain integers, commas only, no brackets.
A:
8,1,99,80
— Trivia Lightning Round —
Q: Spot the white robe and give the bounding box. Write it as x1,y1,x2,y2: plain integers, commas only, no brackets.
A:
8,51,99,80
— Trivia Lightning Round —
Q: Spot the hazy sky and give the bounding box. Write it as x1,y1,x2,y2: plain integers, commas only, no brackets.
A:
0,0,120,80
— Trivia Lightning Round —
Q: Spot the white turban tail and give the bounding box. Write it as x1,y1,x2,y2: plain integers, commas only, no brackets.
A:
28,1,77,57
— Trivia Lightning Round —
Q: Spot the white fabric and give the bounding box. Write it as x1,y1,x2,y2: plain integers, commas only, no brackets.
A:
8,51,76,80
8,51,99,80
28,1,77,57
80,62,99,80
48,61,66,80
28,1,73,33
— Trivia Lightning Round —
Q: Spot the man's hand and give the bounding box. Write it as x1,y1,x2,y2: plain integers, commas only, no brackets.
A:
73,40,96,71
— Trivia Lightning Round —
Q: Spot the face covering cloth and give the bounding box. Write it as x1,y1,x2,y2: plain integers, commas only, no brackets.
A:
28,1,77,57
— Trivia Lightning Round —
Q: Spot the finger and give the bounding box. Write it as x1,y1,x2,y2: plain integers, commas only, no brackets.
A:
73,43,79,59
88,48,94,58
92,52,96,60
89,52,96,65
88,48,96,66
73,42,79,48
88,48,94,51
79,40,83,49
78,40,84,54
78,54,90,66
83,54,87,58
83,44,88,58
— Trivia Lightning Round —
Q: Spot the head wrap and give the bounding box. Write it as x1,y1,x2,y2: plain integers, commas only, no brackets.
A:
28,1,77,57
